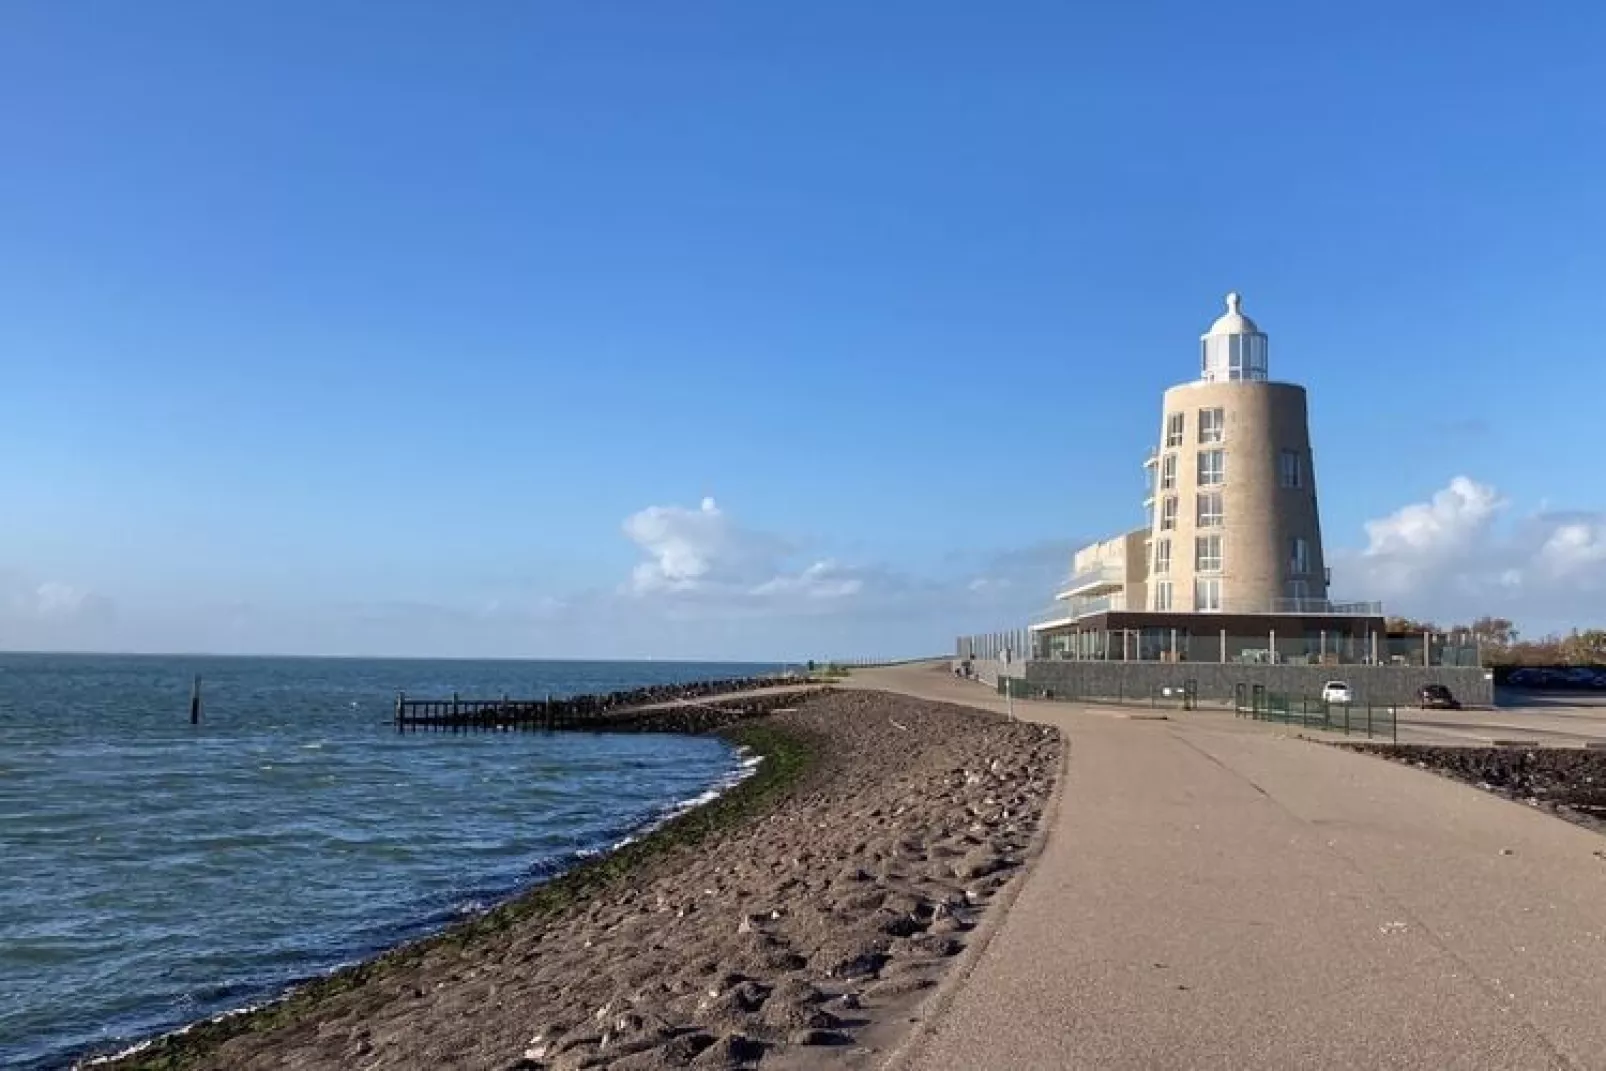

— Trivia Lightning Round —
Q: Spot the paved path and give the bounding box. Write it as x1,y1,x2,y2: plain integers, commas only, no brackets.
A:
850,664,1606,1070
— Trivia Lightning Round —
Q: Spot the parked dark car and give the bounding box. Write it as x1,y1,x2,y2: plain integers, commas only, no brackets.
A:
1419,683,1461,710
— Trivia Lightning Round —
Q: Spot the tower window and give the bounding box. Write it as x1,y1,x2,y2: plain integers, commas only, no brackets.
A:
1198,408,1225,444
1194,577,1222,612
1195,534,1223,572
1285,578,1310,601
1279,449,1303,488
1159,453,1177,491
1153,538,1171,574
1159,496,1178,531
1165,413,1184,448
1289,537,1310,575
1197,449,1225,486
1152,580,1173,611
1196,492,1223,528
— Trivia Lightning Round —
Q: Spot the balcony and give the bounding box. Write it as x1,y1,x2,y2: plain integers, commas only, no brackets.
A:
1031,594,1118,630
1055,563,1126,598
1030,604,1077,630
1143,447,1159,468
1266,598,1384,616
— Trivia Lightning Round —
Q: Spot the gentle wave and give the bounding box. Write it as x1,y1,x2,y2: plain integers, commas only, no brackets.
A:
0,653,782,1071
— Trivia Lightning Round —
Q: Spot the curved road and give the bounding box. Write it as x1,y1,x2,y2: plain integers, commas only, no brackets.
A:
850,663,1606,1070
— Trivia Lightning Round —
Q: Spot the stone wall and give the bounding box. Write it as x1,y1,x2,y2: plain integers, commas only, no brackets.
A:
1022,659,1493,708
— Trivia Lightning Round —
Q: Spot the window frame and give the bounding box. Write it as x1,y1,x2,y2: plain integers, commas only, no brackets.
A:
1153,538,1171,574
1196,491,1223,528
1160,496,1178,531
1159,452,1177,491
1198,407,1225,444
1195,533,1223,573
1197,449,1225,486
1152,580,1173,611
1194,577,1222,612
1289,536,1310,575
1279,448,1303,489
1165,412,1184,448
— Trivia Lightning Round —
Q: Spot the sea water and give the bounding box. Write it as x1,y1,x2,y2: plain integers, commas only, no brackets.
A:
0,653,779,1069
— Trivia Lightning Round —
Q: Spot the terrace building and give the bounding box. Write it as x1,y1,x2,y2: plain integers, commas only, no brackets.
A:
1031,292,1385,665
959,293,1488,706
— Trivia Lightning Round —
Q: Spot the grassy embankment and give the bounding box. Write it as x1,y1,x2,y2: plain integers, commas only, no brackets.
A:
109,721,818,1071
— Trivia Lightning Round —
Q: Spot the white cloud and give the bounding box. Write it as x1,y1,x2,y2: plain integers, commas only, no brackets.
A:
0,504,1068,660
1335,476,1606,633
1360,477,1503,558
749,561,864,600
4,578,113,622
622,496,862,604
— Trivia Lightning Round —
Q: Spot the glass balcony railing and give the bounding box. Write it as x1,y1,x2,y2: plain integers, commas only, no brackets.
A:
1032,594,1117,627
1032,604,1077,627
1267,598,1384,615
1056,563,1125,595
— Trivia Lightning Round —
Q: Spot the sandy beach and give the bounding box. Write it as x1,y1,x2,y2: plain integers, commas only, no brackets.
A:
106,685,1061,1070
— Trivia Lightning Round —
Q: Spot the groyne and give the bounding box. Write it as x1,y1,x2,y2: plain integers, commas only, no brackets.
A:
394,675,822,732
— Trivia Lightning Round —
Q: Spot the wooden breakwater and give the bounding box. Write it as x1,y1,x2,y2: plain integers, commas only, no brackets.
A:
393,677,825,734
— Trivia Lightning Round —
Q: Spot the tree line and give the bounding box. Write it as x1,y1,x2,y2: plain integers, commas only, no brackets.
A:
1385,615,1606,667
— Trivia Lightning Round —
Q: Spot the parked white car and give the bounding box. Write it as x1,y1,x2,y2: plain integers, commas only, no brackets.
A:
1321,681,1353,705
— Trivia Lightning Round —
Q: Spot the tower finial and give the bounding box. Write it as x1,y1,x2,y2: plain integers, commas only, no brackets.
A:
1225,291,1242,314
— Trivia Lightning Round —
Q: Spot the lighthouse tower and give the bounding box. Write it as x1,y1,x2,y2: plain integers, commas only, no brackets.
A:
1143,293,1328,615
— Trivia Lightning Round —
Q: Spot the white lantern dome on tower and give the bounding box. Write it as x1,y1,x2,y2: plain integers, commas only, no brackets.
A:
1199,291,1269,382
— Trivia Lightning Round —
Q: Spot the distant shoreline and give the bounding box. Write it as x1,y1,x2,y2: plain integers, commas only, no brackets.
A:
0,650,802,666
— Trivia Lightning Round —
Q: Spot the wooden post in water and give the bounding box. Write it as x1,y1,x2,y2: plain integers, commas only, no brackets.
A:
190,675,203,725
395,691,405,733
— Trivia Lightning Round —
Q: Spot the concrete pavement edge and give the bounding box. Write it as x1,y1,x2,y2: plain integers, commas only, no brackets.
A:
877,686,1073,1071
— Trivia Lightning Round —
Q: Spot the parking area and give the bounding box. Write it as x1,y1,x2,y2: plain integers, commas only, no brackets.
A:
1396,689,1606,747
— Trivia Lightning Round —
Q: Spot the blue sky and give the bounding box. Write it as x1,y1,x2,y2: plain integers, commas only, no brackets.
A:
2,1,1604,659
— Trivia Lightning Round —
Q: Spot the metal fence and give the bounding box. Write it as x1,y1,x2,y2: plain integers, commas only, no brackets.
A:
956,629,1031,663
993,674,1397,741
1231,682,1397,742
